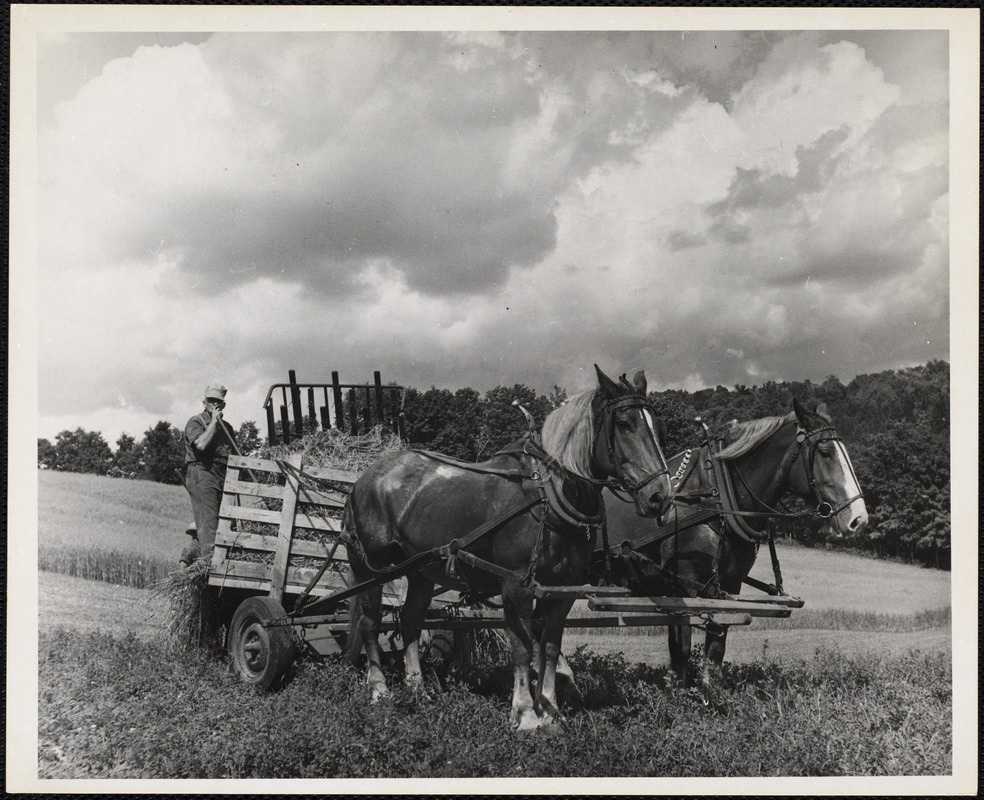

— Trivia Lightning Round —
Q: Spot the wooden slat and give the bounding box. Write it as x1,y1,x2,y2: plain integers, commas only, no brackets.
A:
303,463,360,485
214,530,348,561
220,502,281,526
210,559,347,590
721,594,805,608
270,453,303,604
228,454,289,475
211,467,240,570
219,502,342,533
293,513,342,533
564,613,753,628
224,478,346,509
224,479,287,501
534,585,631,599
587,596,793,618
296,484,348,508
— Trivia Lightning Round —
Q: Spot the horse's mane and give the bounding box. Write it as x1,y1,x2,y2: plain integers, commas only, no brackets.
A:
540,389,596,479
714,412,795,461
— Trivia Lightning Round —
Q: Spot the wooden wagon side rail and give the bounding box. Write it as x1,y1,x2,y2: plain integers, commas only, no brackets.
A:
208,453,404,606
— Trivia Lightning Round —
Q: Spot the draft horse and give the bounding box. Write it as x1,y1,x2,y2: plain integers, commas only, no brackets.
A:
343,366,672,730
604,398,868,687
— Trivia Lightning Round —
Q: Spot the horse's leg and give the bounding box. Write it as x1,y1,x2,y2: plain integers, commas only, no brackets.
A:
535,597,575,728
668,623,692,686
702,542,751,688
400,572,434,692
502,580,539,731
361,583,388,700
347,559,388,701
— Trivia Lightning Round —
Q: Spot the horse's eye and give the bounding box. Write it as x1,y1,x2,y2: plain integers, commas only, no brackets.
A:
818,447,834,459
616,417,632,432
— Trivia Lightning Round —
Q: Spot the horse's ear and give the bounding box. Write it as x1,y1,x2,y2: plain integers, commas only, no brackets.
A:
594,364,621,399
816,402,831,422
632,369,647,396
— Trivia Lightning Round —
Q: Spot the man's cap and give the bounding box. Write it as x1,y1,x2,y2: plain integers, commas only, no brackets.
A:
185,522,197,535
620,539,632,548
204,383,227,401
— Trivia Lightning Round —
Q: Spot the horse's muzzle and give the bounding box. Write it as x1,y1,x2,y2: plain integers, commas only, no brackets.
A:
634,486,671,519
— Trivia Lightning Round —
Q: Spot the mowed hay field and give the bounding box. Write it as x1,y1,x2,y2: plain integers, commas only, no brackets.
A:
34,469,955,778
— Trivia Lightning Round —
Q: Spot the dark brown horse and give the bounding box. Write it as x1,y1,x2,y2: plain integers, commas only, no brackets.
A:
604,398,868,686
343,366,672,730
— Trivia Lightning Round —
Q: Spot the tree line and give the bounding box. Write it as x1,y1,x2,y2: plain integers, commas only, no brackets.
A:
38,359,949,568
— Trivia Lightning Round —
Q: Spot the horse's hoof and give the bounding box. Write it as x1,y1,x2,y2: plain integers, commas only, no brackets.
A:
512,709,540,733
369,683,390,703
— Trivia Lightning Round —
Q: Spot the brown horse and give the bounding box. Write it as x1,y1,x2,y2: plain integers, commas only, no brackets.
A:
604,398,868,686
343,366,672,730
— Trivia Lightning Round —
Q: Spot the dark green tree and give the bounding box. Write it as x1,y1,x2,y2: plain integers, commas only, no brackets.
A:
110,432,145,479
37,438,58,469
476,384,549,459
429,388,482,460
647,390,699,455
141,421,185,484
237,421,261,456
52,428,113,475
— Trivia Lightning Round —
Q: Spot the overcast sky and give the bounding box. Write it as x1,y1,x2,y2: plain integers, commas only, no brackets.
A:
34,25,953,444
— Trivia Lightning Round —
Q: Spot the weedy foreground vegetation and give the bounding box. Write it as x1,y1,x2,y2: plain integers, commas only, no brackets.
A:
39,627,951,779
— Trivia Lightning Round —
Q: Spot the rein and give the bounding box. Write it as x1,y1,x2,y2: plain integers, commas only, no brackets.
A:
669,422,863,543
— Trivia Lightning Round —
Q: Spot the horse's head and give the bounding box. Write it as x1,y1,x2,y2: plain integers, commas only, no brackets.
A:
788,398,868,538
591,365,673,519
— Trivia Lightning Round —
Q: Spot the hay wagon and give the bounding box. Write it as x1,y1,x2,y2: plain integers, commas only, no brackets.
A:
209,372,803,690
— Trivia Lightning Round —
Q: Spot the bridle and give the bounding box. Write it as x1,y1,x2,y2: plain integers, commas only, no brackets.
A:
593,393,670,499
790,424,864,519
731,422,864,521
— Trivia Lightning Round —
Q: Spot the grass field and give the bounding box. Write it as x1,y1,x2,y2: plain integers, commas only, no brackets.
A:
33,470,956,779
37,623,952,779
39,470,189,561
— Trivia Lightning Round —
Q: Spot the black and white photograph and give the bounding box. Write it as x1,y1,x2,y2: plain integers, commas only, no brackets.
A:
7,4,978,793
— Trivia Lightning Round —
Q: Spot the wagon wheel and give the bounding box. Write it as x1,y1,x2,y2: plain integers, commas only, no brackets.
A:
228,596,295,691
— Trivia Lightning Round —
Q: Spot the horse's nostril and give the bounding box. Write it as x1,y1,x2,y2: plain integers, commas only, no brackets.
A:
848,515,866,532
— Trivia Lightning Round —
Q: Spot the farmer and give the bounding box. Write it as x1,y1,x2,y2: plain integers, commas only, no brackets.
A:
613,539,654,595
178,522,198,568
179,383,238,567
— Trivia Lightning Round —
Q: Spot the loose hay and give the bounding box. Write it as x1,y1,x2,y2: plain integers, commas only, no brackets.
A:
261,424,403,477
153,551,224,652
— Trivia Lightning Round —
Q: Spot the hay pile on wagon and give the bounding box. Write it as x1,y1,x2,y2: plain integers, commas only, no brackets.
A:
226,425,402,569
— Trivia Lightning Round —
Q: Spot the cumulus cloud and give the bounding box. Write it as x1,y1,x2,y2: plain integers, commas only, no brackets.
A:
35,30,951,442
